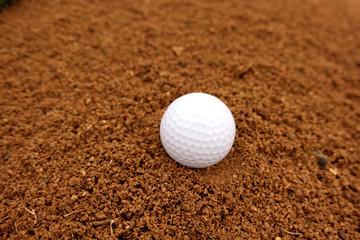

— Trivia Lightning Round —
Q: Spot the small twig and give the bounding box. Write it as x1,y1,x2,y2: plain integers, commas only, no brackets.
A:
14,222,18,233
114,78,122,86
24,206,37,219
110,220,115,236
64,209,85,218
1,216,9,224
70,224,74,238
92,219,112,226
281,228,303,236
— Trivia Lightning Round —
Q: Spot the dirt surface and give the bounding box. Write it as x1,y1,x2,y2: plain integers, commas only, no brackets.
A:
1,0,360,239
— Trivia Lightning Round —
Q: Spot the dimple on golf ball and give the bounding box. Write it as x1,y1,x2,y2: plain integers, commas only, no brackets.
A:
160,93,236,168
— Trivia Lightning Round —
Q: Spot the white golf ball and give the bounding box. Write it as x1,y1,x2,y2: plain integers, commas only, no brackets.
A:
160,93,236,168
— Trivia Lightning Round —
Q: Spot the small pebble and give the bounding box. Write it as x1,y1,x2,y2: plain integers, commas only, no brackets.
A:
304,232,312,238
49,66,57,72
313,149,324,156
329,167,338,175
318,156,328,167
287,132,296,140
95,212,107,220
3,156,9,161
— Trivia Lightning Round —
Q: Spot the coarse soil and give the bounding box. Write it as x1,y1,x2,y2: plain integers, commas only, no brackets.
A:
0,0,359,239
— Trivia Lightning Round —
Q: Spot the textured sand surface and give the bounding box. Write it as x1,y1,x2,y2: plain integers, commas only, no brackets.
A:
1,0,359,239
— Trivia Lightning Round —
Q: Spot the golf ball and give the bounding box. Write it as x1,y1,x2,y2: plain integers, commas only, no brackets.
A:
160,93,236,168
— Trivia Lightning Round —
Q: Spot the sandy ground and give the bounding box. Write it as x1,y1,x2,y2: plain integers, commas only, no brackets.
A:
0,0,359,239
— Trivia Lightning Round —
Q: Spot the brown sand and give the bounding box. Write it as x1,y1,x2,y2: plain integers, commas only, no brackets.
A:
0,0,359,239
